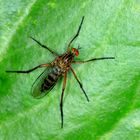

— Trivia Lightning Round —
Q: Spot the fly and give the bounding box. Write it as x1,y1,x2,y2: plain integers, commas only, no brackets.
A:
6,16,115,128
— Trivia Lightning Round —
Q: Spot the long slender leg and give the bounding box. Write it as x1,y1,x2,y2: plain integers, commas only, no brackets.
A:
70,66,89,102
72,57,115,64
6,63,51,74
30,37,58,56
60,72,67,128
68,16,84,49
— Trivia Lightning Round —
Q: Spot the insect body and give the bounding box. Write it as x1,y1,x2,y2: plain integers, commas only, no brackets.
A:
32,47,81,100
6,16,115,128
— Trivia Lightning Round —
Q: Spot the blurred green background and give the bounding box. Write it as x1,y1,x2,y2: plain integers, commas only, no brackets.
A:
0,0,140,139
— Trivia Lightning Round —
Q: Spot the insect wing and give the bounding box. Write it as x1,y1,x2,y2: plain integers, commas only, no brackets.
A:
31,68,56,98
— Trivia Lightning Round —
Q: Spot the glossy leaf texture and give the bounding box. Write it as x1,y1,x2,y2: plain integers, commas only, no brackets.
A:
0,0,140,139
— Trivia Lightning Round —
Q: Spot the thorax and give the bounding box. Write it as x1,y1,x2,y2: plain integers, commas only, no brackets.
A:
52,52,74,74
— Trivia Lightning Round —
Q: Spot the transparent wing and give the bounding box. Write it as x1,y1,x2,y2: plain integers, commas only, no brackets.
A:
31,67,56,99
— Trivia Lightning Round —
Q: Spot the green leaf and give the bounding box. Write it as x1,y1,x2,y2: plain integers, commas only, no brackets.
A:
0,0,140,139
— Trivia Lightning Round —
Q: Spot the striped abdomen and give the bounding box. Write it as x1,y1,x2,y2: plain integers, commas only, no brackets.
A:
41,66,62,92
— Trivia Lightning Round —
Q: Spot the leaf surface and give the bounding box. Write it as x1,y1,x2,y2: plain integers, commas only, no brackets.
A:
0,0,140,139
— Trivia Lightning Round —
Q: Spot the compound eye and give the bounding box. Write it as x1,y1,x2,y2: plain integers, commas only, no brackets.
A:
72,48,79,56
75,49,79,56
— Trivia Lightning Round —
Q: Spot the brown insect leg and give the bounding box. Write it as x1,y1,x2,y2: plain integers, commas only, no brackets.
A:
60,72,67,128
30,37,59,56
6,64,51,74
72,57,115,64
70,66,89,102
67,16,84,49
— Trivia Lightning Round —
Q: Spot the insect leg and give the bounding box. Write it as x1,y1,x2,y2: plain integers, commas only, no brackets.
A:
67,16,84,49
6,64,51,74
70,66,89,102
72,57,115,64
60,72,67,128
30,37,59,56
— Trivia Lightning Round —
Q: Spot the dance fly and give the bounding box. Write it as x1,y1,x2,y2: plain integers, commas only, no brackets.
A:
6,16,115,128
